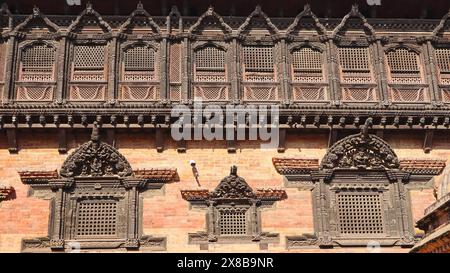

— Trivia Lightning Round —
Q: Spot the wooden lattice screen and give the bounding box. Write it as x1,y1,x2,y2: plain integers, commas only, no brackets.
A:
243,46,275,82
194,46,226,82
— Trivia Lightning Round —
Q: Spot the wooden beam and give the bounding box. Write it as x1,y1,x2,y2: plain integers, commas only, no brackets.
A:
155,128,165,153
57,129,67,154
278,128,287,153
6,129,17,154
423,130,434,153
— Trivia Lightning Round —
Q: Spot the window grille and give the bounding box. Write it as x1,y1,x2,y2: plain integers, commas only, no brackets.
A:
338,47,372,83
243,46,274,82
123,45,156,81
219,210,247,235
386,48,422,84
436,48,450,85
20,44,55,81
337,192,384,235
292,47,323,82
72,45,106,81
195,46,226,82
75,200,118,238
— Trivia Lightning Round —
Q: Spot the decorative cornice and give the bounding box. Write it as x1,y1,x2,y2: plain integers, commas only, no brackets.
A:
133,168,179,182
0,185,14,201
399,159,446,175
272,158,319,175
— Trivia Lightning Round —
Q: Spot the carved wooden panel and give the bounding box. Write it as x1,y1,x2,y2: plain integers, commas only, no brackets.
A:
292,47,323,83
243,46,275,82
435,48,450,103
169,42,182,101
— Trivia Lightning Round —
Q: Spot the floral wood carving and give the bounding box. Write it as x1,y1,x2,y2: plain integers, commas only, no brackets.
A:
211,166,256,199
59,122,132,178
320,119,399,170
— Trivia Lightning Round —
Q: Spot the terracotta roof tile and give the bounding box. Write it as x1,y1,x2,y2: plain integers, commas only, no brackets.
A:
255,189,287,200
133,168,178,181
272,157,319,175
180,190,210,201
400,160,446,175
0,185,14,201
18,170,59,183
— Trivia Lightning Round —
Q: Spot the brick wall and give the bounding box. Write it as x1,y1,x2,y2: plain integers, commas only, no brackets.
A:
0,129,448,252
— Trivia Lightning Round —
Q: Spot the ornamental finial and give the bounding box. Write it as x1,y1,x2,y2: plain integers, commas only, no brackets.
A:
91,121,100,142
230,165,237,176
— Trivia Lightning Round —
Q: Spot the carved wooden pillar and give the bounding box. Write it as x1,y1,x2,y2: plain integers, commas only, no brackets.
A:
50,187,65,248
375,39,389,104
326,40,340,103
421,41,437,102
107,36,118,100
55,35,68,102
182,37,189,101
425,40,441,102
160,37,168,99
279,39,290,102
2,33,17,103
126,185,139,248
230,38,239,101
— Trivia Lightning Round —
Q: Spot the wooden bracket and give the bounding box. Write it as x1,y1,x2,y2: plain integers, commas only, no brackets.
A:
58,129,67,154
177,139,186,153
278,128,287,153
156,128,165,153
327,129,338,148
423,130,434,154
106,129,116,148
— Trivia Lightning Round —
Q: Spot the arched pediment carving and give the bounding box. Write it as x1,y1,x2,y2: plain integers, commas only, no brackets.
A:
331,5,376,40
188,7,232,35
320,121,399,170
119,2,160,35
67,2,112,34
211,166,255,199
60,123,132,178
237,5,280,37
13,6,59,35
286,4,327,37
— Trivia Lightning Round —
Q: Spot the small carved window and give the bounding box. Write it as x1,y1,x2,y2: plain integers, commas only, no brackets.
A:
291,47,323,82
218,208,248,235
19,44,55,82
75,199,119,239
386,48,422,84
337,190,384,235
122,45,156,81
72,45,106,81
338,47,372,83
435,48,450,85
194,46,226,82
243,46,275,82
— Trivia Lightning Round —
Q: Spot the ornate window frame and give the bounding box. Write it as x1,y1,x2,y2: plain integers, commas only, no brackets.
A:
273,120,446,249
19,123,178,252
181,166,286,249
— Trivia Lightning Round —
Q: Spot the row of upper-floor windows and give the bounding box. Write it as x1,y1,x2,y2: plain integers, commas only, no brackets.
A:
1,40,450,102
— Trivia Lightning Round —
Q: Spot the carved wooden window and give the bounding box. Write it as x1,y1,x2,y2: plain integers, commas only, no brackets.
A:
435,48,450,85
218,207,248,235
243,46,275,82
291,47,323,83
386,48,422,84
337,190,384,235
75,199,120,239
309,132,416,248
181,166,286,246
71,45,107,81
19,44,55,82
15,43,56,102
169,42,182,101
194,46,226,82
123,45,156,81
338,47,372,84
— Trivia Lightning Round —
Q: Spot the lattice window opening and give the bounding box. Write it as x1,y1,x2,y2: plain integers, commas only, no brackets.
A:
122,45,157,82
19,44,56,82
338,47,373,83
194,46,227,82
218,208,249,236
72,45,107,82
75,200,119,239
386,48,423,84
291,47,324,82
336,191,385,236
243,46,276,82
435,48,450,85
